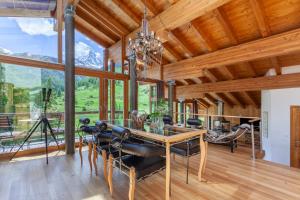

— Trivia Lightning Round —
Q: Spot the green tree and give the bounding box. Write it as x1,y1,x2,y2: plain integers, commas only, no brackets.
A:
0,63,7,112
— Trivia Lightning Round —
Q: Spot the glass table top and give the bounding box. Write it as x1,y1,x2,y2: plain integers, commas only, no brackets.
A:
104,119,197,137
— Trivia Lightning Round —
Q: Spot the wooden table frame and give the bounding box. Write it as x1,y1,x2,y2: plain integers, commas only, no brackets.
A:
107,123,208,200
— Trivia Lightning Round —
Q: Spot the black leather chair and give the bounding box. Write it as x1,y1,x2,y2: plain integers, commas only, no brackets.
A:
108,126,165,199
163,115,173,125
171,118,201,184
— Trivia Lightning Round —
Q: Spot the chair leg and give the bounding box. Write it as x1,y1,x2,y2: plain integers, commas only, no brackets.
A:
230,140,234,153
101,149,108,182
88,142,93,173
186,156,189,184
129,167,136,200
108,154,113,196
93,143,98,176
79,136,83,167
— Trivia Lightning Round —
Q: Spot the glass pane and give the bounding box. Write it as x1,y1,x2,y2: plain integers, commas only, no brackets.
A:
138,83,151,113
115,80,124,120
0,62,65,153
75,75,99,125
74,31,104,70
0,17,58,62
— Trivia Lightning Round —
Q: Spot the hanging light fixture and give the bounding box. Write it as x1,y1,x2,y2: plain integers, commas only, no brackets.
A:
128,0,164,77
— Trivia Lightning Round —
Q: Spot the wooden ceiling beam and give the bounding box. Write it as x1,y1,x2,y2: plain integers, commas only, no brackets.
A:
140,0,159,15
163,28,300,79
125,0,232,42
249,0,271,38
176,73,300,99
168,31,194,58
76,7,119,42
214,93,234,108
204,94,217,105
213,8,238,44
270,57,282,75
78,2,121,39
198,98,210,108
163,43,183,61
112,0,142,25
249,0,282,75
242,92,259,108
0,9,51,17
75,17,112,47
190,22,218,52
225,92,245,107
204,68,242,107
214,7,259,79
81,0,130,36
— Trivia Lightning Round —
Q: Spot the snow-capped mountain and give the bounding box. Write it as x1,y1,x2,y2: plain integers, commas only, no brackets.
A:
0,44,103,69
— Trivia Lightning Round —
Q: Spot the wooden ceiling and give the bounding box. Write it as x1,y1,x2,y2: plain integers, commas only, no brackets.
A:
71,0,300,108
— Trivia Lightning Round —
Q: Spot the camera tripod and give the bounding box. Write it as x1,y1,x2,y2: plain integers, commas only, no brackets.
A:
11,88,59,164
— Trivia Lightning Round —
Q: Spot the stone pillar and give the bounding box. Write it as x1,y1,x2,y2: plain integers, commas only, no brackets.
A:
129,55,138,111
167,80,176,117
64,5,75,155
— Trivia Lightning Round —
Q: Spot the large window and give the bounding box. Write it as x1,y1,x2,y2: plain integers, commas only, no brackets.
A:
0,63,65,152
74,31,104,70
0,17,58,61
75,75,99,125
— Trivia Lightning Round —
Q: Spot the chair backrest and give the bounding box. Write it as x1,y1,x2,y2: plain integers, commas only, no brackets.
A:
112,126,131,141
187,118,202,126
163,115,173,125
95,120,108,132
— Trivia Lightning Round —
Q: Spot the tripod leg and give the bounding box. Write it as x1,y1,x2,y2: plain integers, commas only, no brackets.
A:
10,119,43,160
44,121,48,165
46,120,60,149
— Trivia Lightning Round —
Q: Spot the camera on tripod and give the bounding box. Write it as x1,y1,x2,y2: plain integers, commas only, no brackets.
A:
11,87,59,164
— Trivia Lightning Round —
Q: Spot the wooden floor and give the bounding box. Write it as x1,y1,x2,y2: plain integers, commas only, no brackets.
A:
1,145,300,200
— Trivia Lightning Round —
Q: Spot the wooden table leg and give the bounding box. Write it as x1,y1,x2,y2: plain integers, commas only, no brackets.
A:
108,154,113,196
129,167,136,200
165,142,171,200
93,143,98,176
203,141,208,174
88,142,93,173
198,134,207,182
102,149,108,183
79,136,83,167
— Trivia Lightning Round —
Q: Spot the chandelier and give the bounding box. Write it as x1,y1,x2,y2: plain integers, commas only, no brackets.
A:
128,0,164,77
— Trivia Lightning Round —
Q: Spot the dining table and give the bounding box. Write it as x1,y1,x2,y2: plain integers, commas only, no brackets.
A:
105,119,208,200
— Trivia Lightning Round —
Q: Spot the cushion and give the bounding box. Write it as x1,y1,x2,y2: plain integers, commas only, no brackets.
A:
119,155,165,180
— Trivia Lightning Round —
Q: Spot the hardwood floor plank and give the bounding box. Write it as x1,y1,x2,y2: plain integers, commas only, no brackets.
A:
1,145,300,200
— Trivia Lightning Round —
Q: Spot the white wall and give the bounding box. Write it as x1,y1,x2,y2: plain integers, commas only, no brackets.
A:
261,88,300,166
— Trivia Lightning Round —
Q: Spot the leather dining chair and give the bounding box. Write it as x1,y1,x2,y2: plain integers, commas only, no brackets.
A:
171,118,202,184
107,126,166,200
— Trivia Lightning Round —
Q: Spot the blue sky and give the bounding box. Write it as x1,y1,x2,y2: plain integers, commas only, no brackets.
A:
0,17,103,58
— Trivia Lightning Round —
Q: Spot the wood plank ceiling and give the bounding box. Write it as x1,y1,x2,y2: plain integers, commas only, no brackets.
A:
72,0,300,108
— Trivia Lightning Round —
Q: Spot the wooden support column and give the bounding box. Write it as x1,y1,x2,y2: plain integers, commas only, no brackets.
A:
110,61,116,120
57,0,63,63
121,36,126,74
64,5,75,155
